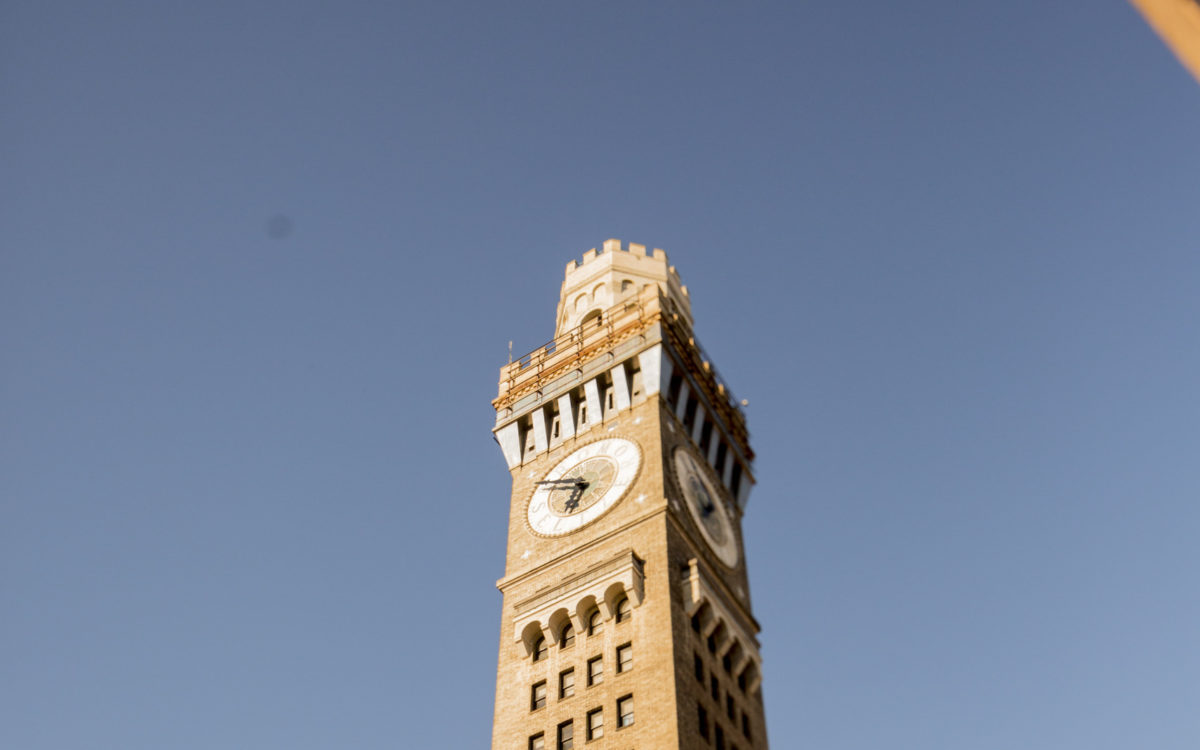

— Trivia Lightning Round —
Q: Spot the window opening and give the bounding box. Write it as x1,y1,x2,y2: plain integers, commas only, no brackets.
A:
616,643,632,673
560,668,575,699
587,656,603,686
617,695,634,728
531,681,547,711
587,708,604,740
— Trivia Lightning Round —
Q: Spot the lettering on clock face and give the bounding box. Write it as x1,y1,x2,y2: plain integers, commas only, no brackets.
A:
527,438,640,537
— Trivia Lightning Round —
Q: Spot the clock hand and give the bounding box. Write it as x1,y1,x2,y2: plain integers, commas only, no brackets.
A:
536,478,589,488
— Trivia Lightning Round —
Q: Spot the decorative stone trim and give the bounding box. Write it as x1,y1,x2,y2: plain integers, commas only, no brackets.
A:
513,550,645,653
682,557,763,693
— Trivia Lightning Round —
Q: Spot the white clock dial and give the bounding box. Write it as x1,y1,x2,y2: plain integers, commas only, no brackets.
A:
673,447,739,567
527,438,641,536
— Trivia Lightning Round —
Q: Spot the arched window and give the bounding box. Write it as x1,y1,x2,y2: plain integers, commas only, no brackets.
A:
615,597,631,623
560,623,575,649
533,635,548,662
588,610,603,636
621,279,633,292
580,309,602,329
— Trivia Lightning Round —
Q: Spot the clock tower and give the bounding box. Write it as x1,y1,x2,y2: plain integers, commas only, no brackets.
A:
490,240,768,750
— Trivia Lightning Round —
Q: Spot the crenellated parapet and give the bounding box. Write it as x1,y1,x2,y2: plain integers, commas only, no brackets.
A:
555,238,693,336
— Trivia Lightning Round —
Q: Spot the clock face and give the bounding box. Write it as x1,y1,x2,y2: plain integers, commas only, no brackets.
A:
673,447,738,567
527,438,641,536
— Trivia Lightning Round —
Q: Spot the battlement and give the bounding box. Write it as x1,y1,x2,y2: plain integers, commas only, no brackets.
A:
556,238,693,336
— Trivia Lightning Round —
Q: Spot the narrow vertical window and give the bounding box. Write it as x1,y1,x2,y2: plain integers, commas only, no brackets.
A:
588,610,603,636
694,652,705,682
587,708,604,739
716,724,725,750
617,695,634,728
742,711,752,739
711,675,720,701
616,643,632,673
698,703,710,740
726,693,735,720
615,596,631,623
529,732,545,750
560,623,575,649
531,680,547,711
559,668,575,699
587,655,603,686
557,720,573,750
533,636,548,662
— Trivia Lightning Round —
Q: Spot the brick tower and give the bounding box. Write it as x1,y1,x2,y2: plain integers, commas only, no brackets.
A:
490,240,768,750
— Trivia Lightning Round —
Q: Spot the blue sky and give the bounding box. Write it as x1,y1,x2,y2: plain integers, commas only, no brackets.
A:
3,2,1198,748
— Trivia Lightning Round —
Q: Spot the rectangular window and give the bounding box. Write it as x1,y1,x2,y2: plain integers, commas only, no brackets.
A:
700,419,714,454
715,441,728,476
587,655,603,686
683,395,699,433
667,371,684,410
559,668,575,699
711,675,720,702
557,720,573,750
531,680,547,711
698,703,710,740
587,708,604,740
737,669,747,692
616,643,632,673
722,651,733,674
694,652,705,682
726,694,735,720
742,711,752,739
530,733,544,750
716,724,725,750
617,695,634,728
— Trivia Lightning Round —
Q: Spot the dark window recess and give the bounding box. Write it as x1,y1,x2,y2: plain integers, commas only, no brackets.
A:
683,396,700,433
667,371,684,411
694,653,705,682
698,703,710,741
700,419,714,455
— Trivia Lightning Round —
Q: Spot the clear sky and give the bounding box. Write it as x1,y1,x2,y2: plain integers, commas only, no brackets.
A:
3,2,1198,748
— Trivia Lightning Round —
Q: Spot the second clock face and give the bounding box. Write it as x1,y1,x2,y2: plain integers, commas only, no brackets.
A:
674,447,739,567
527,438,641,536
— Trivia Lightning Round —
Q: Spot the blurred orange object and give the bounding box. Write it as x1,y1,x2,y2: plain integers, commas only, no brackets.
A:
1130,0,1200,82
